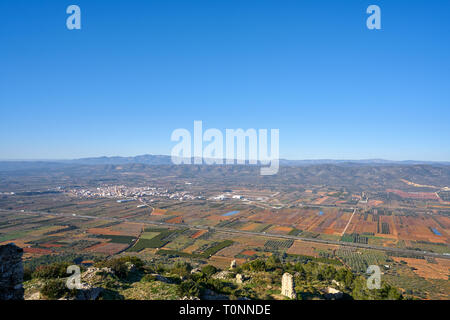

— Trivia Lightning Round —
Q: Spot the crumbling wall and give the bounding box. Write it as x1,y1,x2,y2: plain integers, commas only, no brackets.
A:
0,243,24,300
281,272,296,299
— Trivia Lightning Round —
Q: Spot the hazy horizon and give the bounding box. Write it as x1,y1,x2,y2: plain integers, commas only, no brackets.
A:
1,153,449,163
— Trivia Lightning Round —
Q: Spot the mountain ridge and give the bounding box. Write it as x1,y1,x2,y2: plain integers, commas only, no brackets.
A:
1,154,449,166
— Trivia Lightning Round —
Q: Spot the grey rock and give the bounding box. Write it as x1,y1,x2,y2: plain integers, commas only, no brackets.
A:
0,243,24,300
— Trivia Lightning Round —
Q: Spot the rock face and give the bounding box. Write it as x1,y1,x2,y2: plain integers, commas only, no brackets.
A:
76,284,103,300
191,268,201,274
0,244,24,300
281,273,296,299
212,271,231,280
82,266,115,283
324,287,343,300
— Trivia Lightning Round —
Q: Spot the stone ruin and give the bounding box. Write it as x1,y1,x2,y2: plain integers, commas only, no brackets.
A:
230,260,237,269
0,243,24,300
281,272,296,299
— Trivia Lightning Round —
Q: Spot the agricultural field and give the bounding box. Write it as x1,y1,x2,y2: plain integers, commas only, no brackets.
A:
391,257,450,280
264,239,294,250
383,263,450,300
1,162,450,300
336,248,388,273
128,228,184,252
287,240,337,258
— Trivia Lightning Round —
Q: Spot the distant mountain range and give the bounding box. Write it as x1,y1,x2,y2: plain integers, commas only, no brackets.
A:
0,154,449,172
57,154,450,166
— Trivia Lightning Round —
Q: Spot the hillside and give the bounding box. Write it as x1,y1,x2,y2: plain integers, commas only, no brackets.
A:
22,255,403,301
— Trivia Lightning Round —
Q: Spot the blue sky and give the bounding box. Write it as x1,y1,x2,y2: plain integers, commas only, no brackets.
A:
1,0,449,160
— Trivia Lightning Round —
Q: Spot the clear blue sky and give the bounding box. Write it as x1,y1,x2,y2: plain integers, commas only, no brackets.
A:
1,0,449,160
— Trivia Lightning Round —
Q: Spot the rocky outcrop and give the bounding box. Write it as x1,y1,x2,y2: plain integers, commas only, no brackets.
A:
190,268,201,274
0,243,24,300
75,283,103,300
235,273,249,284
324,287,343,300
212,270,231,280
82,266,115,283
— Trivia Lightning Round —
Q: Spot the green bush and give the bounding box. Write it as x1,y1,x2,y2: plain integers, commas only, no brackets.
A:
177,279,201,297
201,265,218,277
40,279,74,299
23,266,33,281
171,261,192,277
242,259,266,272
141,274,157,282
96,259,127,279
118,256,145,269
32,262,70,279
95,256,145,279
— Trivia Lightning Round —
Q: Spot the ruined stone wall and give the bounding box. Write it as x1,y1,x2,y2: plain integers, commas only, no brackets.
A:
0,243,24,300
281,272,296,299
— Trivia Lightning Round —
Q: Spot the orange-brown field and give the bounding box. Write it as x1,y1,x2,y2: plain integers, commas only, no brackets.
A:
217,243,247,257
241,250,258,256
23,247,53,255
166,216,183,224
270,226,293,234
239,222,262,231
231,235,267,247
151,208,167,216
208,255,245,269
311,210,450,245
392,257,450,280
394,216,449,243
345,213,378,235
40,243,63,248
368,200,383,206
191,230,208,239
86,242,128,255
206,214,227,222
110,222,142,237
287,240,338,257
313,196,329,205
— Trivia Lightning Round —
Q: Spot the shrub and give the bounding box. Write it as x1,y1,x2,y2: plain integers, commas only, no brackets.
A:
242,259,266,272
177,279,201,297
32,262,70,279
40,279,74,299
23,266,33,281
96,258,128,278
201,265,218,277
117,256,145,269
171,261,192,277
141,274,157,282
